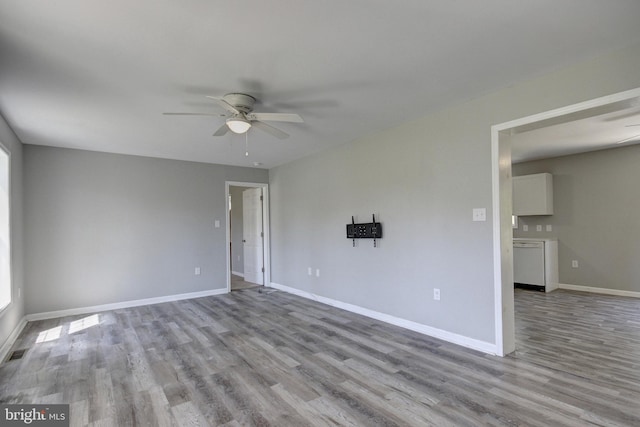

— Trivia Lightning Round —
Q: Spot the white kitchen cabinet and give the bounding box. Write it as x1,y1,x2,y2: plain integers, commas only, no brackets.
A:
513,173,553,216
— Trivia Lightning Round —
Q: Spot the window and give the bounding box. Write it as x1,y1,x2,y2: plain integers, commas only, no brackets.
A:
0,145,10,312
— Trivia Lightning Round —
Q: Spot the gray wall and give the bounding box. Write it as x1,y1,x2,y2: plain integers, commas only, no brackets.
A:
513,144,640,292
0,114,24,352
229,186,244,274
269,42,640,345
24,146,267,314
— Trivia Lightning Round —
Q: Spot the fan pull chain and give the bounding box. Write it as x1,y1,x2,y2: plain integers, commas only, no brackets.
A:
245,133,249,157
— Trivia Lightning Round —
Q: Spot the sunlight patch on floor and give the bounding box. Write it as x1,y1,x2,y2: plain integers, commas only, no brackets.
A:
35,326,62,343
69,314,100,334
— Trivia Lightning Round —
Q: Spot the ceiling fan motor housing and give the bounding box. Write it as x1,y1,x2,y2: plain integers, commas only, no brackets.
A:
223,93,256,114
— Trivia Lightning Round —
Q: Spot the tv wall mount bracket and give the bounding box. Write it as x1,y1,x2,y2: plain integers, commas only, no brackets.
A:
346,214,382,247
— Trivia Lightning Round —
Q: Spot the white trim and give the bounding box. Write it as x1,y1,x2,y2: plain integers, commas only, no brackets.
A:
492,88,640,133
491,87,640,357
0,316,27,363
559,283,640,298
25,288,227,322
225,181,270,294
268,282,498,355
231,271,244,278
491,126,505,356
0,142,13,316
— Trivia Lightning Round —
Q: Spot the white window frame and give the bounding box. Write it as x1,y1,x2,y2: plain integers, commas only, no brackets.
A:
0,142,12,316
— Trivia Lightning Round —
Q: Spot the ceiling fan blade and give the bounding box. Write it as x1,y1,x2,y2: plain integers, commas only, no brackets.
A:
206,96,241,115
213,124,229,136
163,112,224,116
252,121,289,139
616,133,640,144
248,112,304,123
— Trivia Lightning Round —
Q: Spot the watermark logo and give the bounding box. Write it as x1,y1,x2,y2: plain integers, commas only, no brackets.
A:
1,405,69,426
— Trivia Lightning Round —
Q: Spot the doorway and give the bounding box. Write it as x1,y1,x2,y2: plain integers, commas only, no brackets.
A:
226,181,270,292
491,87,640,356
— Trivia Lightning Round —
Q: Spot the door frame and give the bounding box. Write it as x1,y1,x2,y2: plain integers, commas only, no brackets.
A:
225,181,270,293
491,87,640,356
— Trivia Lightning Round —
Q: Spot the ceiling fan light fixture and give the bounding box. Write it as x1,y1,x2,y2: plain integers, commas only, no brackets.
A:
226,117,252,134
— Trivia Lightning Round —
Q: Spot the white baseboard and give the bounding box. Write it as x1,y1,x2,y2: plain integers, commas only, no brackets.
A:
0,316,28,363
26,288,228,322
558,283,640,298
268,282,497,355
231,271,244,278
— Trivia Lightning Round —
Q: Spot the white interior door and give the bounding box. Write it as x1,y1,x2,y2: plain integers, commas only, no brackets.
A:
243,188,264,285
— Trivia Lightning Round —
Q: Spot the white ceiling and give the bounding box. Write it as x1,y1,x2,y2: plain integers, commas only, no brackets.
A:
511,101,640,163
2,1,640,169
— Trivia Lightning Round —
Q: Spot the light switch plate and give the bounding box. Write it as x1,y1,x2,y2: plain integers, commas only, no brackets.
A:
546,224,552,232
536,225,542,232
523,225,528,231
214,220,220,228
472,208,486,222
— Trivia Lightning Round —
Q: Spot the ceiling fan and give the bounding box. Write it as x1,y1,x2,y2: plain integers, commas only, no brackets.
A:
616,123,640,144
163,93,303,139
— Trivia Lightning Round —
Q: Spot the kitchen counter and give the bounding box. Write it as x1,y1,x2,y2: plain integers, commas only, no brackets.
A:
513,237,557,243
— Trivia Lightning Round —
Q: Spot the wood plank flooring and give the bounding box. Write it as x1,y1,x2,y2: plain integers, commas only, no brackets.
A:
231,274,261,291
1,288,639,426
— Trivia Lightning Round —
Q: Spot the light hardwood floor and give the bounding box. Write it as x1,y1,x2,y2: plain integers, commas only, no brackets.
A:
1,288,639,426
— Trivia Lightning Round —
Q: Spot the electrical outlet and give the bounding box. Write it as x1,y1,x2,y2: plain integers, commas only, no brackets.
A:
316,269,320,277
433,288,440,301
572,260,579,268
546,224,552,232
536,225,542,232
308,267,312,276
523,225,528,231
472,208,486,222
195,267,201,275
